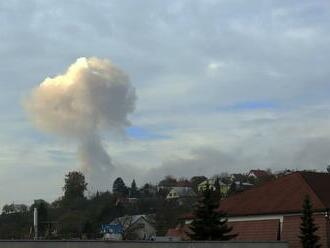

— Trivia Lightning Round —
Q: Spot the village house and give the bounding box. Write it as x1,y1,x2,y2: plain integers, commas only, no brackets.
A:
102,214,156,240
197,178,230,196
2,203,27,214
181,172,330,248
166,187,196,200
248,169,272,179
229,181,254,193
101,223,123,240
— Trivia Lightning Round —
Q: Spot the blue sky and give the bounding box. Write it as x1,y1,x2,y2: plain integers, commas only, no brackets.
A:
126,126,168,140
1,0,330,206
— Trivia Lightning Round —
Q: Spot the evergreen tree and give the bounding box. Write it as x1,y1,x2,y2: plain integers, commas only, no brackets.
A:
141,183,155,197
112,177,128,196
299,195,321,248
130,179,138,198
188,182,236,240
63,171,87,200
30,200,49,237
213,177,221,198
158,175,177,187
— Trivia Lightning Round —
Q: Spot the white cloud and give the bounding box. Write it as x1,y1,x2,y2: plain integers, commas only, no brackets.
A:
207,62,226,71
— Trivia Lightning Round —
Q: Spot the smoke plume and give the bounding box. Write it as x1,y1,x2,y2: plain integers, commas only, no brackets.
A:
26,57,136,189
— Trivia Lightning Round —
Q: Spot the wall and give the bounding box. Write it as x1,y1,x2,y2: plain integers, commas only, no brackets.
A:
227,213,330,247
0,241,288,248
229,219,280,241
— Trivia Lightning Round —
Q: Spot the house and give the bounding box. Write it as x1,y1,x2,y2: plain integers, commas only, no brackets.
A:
166,225,191,241
101,224,123,240
219,172,330,247
166,187,196,199
274,169,295,177
230,173,248,182
181,172,330,247
229,181,254,193
2,203,28,214
248,169,271,179
104,214,156,240
197,178,230,196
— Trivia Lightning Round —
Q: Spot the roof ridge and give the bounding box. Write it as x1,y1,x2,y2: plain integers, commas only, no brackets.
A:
223,172,293,200
219,171,329,216
298,172,327,209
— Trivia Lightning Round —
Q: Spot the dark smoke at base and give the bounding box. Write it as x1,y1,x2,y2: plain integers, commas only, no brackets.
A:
78,134,115,191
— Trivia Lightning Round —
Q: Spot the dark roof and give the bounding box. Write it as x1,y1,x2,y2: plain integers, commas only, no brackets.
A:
219,172,330,216
301,172,330,208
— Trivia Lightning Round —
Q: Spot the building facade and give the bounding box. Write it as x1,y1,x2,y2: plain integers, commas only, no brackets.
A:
181,172,330,247
219,172,330,247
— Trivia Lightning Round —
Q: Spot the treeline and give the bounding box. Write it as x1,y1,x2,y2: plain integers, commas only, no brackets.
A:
0,172,195,239
0,168,283,239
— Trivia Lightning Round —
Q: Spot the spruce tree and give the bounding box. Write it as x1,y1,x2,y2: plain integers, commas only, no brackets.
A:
112,177,128,196
130,179,138,198
213,177,221,198
299,195,321,248
188,182,237,240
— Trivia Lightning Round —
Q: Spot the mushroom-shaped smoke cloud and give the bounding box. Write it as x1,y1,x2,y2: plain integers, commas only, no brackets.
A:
26,57,136,189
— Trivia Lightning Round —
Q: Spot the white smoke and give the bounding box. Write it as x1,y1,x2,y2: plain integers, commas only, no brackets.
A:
26,57,136,189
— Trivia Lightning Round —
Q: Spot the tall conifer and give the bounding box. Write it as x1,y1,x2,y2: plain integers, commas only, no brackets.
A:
299,195,321,248
188,182,236,240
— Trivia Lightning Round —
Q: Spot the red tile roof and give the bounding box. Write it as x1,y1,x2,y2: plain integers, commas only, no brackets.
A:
166,227,190,240
219,172,330,216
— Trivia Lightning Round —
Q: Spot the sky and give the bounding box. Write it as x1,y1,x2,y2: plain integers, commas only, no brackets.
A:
1,0,330,206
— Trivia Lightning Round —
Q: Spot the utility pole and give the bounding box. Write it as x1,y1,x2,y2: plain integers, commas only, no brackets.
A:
34,207,38,240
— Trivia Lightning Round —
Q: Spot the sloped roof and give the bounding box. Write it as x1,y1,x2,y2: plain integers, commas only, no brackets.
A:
219,172,330,216
249,169,271,178
166,226,190,240
301,172,330,208
111,214,155,228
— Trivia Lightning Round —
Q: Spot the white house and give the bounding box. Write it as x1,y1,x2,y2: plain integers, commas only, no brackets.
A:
108,214,156,240
166,187,196,199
